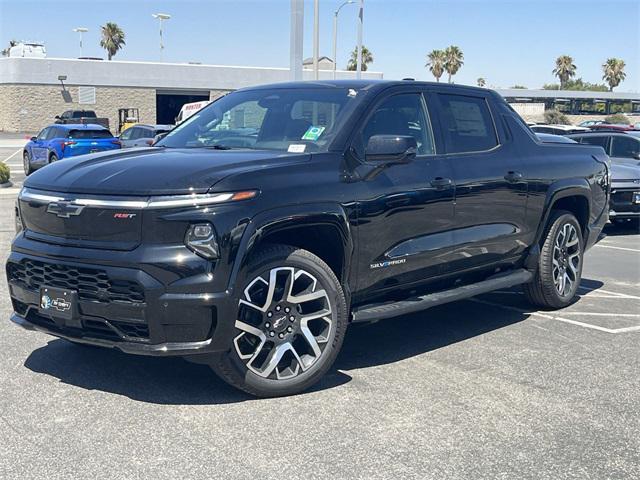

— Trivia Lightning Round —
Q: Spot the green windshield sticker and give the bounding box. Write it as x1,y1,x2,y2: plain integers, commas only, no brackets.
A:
301,126,326,141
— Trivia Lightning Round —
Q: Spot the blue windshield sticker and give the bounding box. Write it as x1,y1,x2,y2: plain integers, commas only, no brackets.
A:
302,126,326,141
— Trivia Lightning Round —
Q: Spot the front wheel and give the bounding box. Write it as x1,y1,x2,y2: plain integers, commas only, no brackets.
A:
209,245,348,397
524,211,584,309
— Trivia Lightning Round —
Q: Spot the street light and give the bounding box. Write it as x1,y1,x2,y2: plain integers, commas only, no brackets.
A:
72,27,88,58
152,13,171,62
356,0,364,79
332,0,354,79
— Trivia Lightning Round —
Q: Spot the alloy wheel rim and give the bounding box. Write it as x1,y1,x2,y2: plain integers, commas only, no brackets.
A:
23,154,29,173
552,223,580,297
234,267,333,380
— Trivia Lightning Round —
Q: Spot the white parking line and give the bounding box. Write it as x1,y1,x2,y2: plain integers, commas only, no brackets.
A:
594,244,640,253
469,297,640,334
557,312,640,317
1,148,22,164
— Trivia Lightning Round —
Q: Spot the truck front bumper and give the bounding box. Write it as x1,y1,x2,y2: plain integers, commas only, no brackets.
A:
6,248,237,357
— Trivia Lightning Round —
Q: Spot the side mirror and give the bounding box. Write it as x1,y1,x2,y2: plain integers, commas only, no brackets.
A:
365,135,417,164
153,132,168,145
54,115,61,120
30,136,37,142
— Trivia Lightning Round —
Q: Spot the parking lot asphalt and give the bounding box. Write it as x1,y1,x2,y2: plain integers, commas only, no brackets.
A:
0,192,638,480
0,134,28,194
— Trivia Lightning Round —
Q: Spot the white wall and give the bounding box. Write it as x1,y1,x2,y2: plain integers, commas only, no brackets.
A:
0,57,383,90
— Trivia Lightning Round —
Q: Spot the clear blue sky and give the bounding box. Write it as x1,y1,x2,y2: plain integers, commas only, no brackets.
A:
1,0,638,91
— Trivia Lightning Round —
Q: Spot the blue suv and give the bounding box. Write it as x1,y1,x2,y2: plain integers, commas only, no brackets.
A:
23,124,121,175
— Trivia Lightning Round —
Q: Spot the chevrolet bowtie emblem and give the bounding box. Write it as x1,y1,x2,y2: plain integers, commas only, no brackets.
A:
46,201,85,218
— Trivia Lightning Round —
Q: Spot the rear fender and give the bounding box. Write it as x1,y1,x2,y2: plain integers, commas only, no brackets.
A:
535,179,592,245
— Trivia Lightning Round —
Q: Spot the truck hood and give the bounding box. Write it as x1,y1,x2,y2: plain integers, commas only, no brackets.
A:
24,147,309,195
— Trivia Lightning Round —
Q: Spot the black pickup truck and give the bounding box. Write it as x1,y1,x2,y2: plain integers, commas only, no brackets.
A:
7,80,610,397
54,110,110,130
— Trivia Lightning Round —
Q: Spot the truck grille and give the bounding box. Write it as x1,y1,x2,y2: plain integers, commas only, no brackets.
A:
7,260,145,304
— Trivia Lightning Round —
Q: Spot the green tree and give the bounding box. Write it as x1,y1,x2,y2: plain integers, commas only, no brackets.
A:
346,45,373,71
1,39,18,57
604,113,630,125
100,22,126,61
476,77,486,87
425,50,446,82
543,78,608,92
543,109,570,125
511,85,527,89
444,45,464,83
552,55,577,89
602,58,626,91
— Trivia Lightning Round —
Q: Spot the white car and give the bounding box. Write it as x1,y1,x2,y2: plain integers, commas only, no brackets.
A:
530,124,590,136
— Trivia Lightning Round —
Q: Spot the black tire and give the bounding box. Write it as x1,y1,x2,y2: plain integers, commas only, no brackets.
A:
524,210,584,309
23,151,34,176
49,152,58,163
209,244,348,397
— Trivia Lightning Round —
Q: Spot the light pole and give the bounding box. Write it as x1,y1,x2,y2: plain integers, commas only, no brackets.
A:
332,0,354,79
312,0,319,80
73,27,88,58
152,13,171,62
356,0,364,79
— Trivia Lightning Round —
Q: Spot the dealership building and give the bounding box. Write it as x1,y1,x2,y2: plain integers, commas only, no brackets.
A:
0,57,383,133
1,57,639,133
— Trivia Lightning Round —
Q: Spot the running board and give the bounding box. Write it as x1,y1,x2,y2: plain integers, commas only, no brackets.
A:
351,269,533,323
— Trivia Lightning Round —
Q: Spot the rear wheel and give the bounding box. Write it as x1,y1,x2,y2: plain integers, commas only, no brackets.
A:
23,151,34,175
49,152,58,163
524,211,584,309
209,245,347,397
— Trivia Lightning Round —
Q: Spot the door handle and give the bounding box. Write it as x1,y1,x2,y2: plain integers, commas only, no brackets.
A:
504,171,524,183
430,177,453,189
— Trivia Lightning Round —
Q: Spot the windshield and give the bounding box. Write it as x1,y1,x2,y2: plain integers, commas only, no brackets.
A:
158,87,362,152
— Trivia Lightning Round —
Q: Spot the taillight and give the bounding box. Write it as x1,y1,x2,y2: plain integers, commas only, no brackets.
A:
62,141,76,148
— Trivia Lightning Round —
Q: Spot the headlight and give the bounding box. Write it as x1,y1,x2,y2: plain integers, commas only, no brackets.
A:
15,200,23,234
185,223,219,259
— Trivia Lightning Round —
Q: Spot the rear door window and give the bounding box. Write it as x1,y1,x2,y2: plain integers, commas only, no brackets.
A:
611,136,640,158
437,94,498,154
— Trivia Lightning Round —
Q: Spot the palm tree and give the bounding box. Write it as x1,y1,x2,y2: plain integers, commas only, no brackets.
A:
444,45,464,83
602,58,626,91
552,55,576,89
346,45,373,71
477,77,486,87
100,22,126,60
1,39,18,57
425,50,446,82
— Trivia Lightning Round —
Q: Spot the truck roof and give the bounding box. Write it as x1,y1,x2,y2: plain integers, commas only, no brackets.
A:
242,79,493,94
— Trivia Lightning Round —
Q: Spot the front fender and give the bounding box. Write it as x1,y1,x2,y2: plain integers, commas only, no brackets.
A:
226,202,354,295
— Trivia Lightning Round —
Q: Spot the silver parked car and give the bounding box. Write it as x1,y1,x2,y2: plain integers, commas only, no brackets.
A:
119,124,173,148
